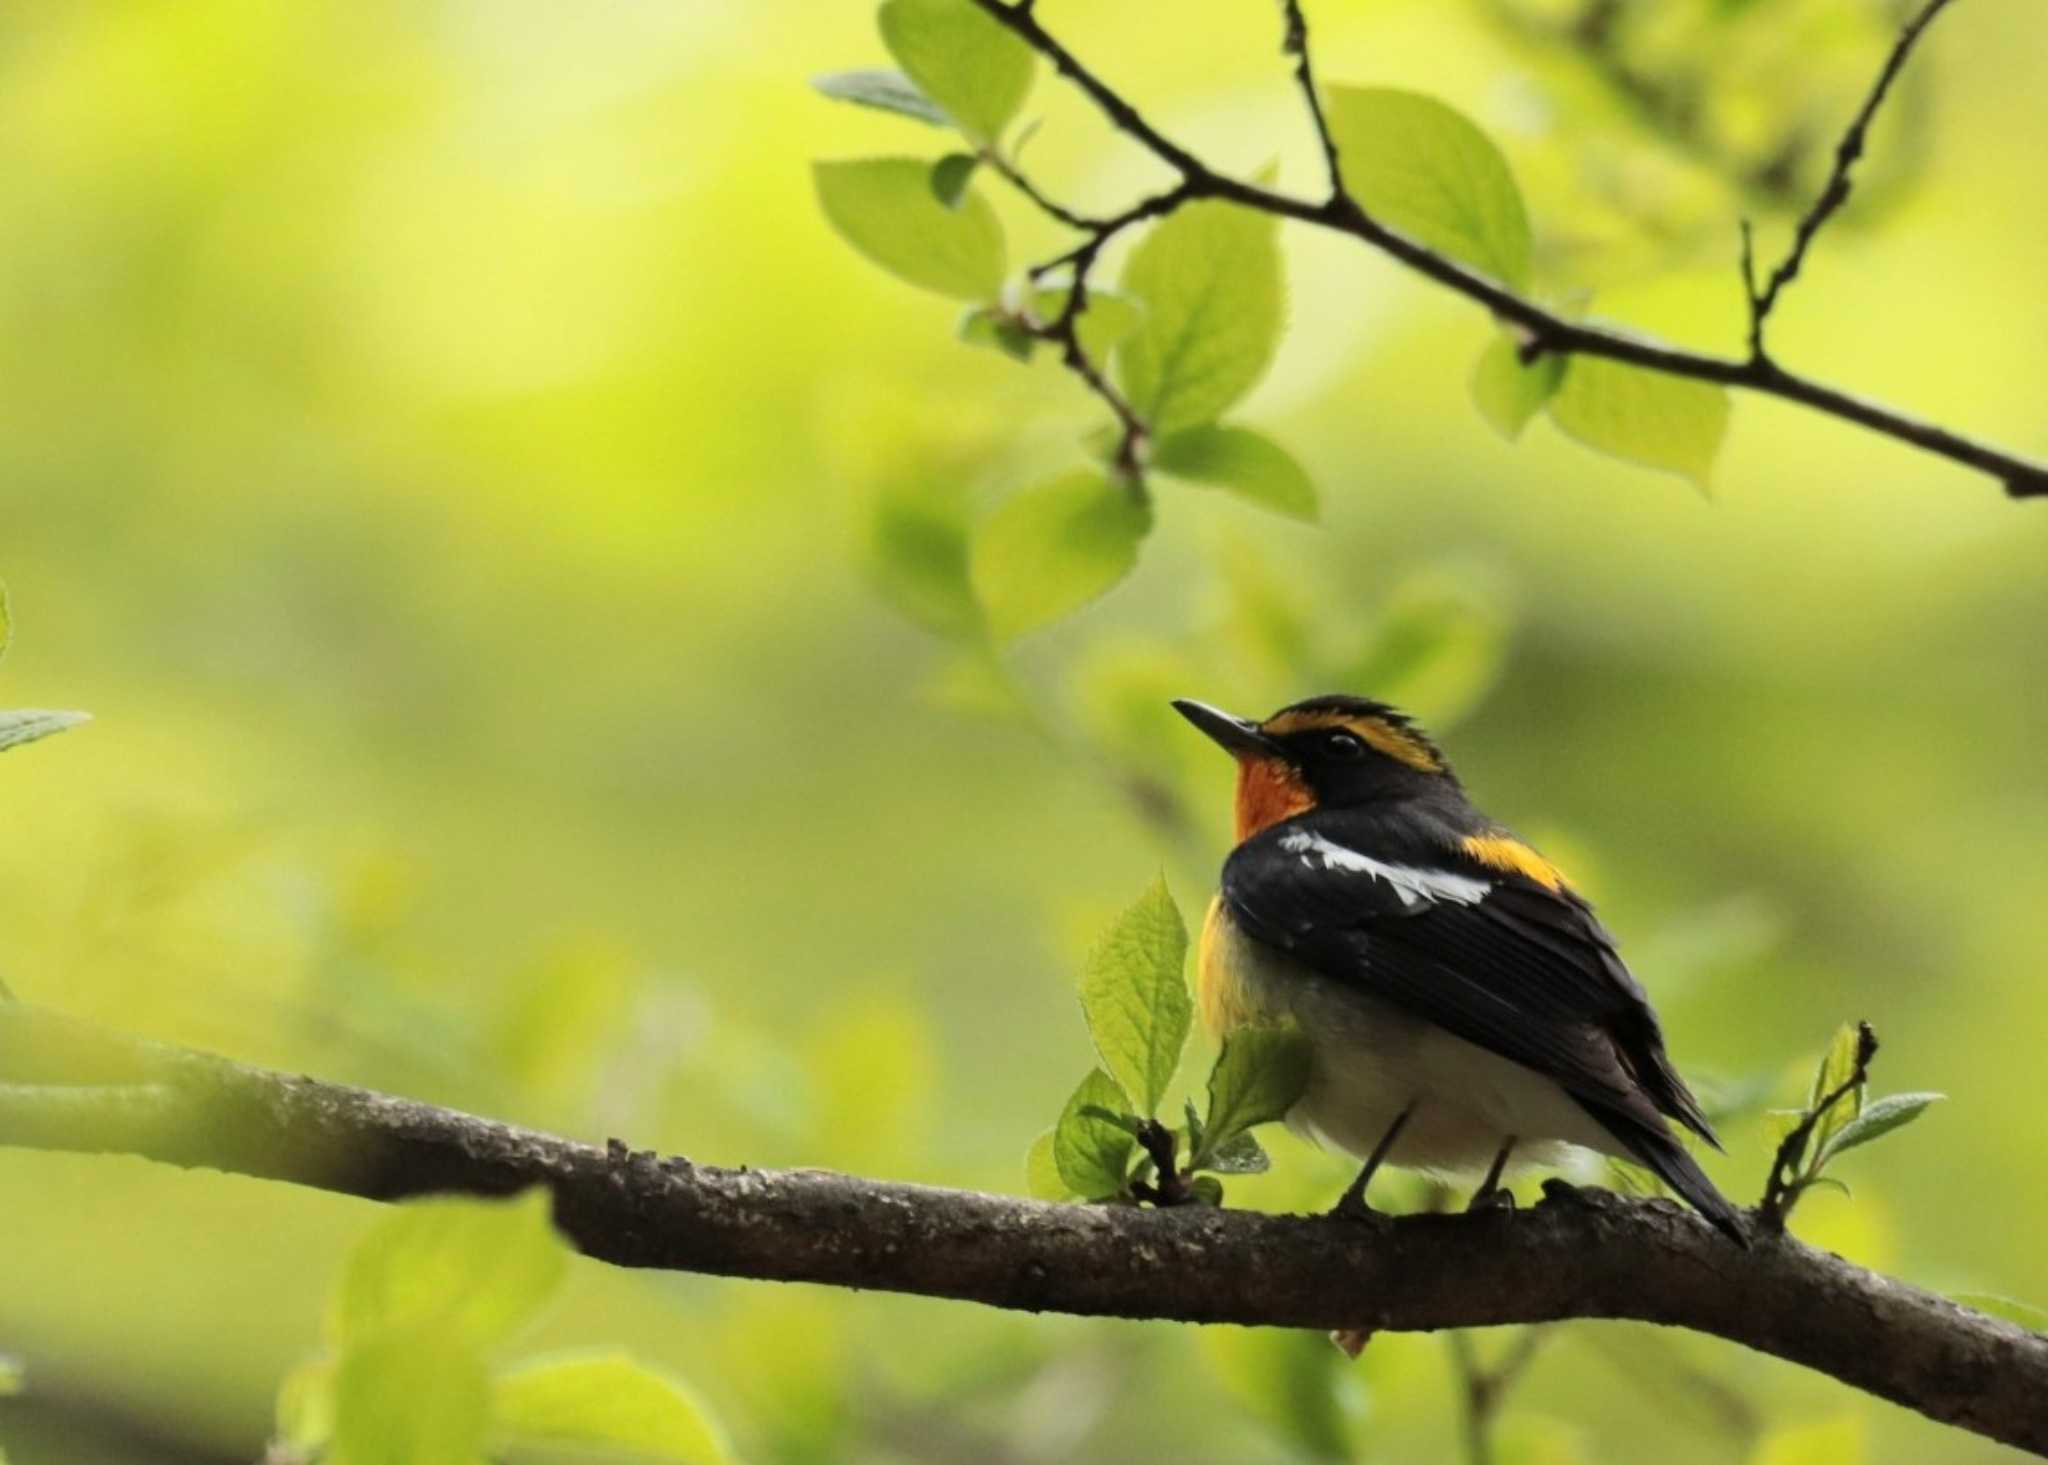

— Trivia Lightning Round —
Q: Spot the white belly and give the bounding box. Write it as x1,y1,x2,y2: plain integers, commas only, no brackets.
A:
1207,904,1622,1177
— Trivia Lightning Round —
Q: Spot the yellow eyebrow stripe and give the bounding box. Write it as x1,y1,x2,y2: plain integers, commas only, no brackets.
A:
1262,709,1442,772
1461,833,1568,891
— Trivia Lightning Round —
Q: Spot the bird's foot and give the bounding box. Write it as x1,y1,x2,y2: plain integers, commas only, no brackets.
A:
1467,1184,1516,1214
1328,1191,1392,1228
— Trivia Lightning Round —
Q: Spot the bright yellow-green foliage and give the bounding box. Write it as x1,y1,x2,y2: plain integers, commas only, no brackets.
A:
1,1,2046,1462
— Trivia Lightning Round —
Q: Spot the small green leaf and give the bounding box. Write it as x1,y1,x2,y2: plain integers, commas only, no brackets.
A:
275,1359,336,1453
1951,1292,2048,1332
1183,1096,1206,1160
1200,1130,1271,1175
1116,200,1285,434
970,470,1151,639
1470,333,1563,440
868,479,983,640
1078,877,1192,1115
1024,1128,1071,1200
1547,356,1731,488
1805,1021,1866,1162
331,1331,490,1465
1201,1027,1311,1162
930,152,979,209
1078,1103,1150,1139
809,68,949,127
327,1188,568,1351
0,709,90,754
1153,424,1317,521
879,0,1035,144
1762,1108,1805,1151
1053,1068,1138,1200
1818,1091,1943,1165
1189,1175,1226,1206
493,1352,729,1463
1325,87,1533,289
957,306,1038,362
814,158,1005,301
1793,1174,1853,1202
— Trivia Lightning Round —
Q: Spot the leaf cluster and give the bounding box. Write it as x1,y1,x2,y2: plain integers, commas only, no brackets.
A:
271,1189,728,1464
1760,1021,1943,1224
813,2,1743,642
1024,879,1310,1208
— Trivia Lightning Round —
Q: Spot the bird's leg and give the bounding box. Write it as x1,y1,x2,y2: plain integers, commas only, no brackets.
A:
1468,1137,1518,1212
1330,1102,1415,1222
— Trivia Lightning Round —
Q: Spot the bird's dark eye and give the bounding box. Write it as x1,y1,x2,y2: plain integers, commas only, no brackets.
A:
1322,731,1366,760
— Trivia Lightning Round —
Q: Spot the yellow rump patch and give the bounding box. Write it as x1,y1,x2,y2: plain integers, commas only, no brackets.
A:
1262,708,1442,773
1462,833,1568,891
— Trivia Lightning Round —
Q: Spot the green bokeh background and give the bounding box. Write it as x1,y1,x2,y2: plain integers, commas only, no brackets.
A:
2,0,2045,1460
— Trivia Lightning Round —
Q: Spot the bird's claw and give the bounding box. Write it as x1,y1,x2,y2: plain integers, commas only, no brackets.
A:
1467,1185,1517,1214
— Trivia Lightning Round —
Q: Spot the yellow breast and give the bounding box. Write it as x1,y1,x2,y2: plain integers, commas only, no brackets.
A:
1197,894,1266,1038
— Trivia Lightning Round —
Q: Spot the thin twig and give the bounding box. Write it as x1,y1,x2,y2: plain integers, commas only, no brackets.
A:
1748,0,1958,349
1759,1021,1878,1228
1,1005,2045,1454
964,0,2048,499
1280,0,1344,197
1447,1325,1554,1465
977,148,1108,232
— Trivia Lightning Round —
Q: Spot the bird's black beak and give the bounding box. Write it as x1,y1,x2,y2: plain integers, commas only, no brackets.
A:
1171,698,1279,759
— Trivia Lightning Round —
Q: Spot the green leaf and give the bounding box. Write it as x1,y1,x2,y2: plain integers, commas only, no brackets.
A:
1200,1027,1311,1162
1153,424,1317,521
809,68,949,127
1950,1292,2048,1332
957,306,1038,362
1762,1108,1805,1150
878,0,1035,144
1324,86,1533,289
868,479,984,639
327,1188,568,1351
1024,1128,1071,1200
1183,1097,1205,1160
1078,877,1192,1115
814,158,1005,301
0,709,90,754
1053,1068,1137,1200
1200,1129,1271,1175
1189,1175,1225,1206
930,152,978,209
970,470,1151,639
331,1331,490,1465
1470,333,1563,440
1116,200,1285,434
1805,1021,1866,1161
1547,356,1731,488
493,1351,729,1463
1818,1091,1943,1165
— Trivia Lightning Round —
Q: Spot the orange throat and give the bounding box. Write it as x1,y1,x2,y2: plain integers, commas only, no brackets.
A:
1233,756,1314,842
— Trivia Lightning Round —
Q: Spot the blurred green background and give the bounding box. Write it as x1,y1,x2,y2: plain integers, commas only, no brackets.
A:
3,0,2045,1460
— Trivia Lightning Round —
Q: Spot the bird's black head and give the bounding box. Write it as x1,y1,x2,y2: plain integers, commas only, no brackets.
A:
1172,694,1456,838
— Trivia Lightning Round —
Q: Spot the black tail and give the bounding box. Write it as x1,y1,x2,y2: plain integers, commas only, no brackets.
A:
1631,1129,1748,1246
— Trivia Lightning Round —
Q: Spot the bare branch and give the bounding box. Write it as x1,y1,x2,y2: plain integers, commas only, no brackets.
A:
1748,0,1958,351
965,0,2048,499
1,1005,2045,1455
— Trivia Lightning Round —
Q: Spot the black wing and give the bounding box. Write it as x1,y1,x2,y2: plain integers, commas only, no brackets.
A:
1221,807,1719,1149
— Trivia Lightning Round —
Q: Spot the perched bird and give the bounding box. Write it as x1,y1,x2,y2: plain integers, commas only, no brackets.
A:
1173,694,1744,1243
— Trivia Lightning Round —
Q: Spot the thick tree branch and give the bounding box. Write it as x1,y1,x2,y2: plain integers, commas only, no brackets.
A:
1,1006,2044,1454
965,0,2048,499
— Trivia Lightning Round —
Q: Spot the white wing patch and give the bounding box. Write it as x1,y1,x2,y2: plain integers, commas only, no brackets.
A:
1277,831,1491,909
